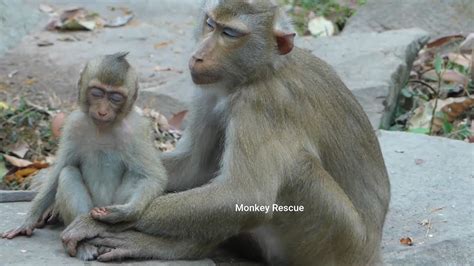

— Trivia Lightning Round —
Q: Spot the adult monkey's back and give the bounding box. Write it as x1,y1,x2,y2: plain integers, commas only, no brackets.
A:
61,0,390,264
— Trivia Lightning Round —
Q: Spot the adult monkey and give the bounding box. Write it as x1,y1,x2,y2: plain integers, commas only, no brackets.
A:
61,0,391,264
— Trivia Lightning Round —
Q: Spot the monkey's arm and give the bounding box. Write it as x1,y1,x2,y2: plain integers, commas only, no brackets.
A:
2,112,81,239
134,118,292,241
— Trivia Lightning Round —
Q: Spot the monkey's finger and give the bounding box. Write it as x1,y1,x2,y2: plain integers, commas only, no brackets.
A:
97,248,133,262
88,237,120,248
66,240,78,257
97,246,114,255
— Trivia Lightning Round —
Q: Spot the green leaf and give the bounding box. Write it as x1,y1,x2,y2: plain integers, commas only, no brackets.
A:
408,128,430,134
434,54,443,74
442,120,453,134
401,87,413,98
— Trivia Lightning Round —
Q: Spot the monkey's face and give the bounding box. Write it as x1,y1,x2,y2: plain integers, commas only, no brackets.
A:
86,81,127,127
190,2,285,86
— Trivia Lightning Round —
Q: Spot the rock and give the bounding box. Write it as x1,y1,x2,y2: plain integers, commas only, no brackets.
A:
308,17,335,37
296,28,430,129
0,1,43,56
342,0,474,37
379,130,474,264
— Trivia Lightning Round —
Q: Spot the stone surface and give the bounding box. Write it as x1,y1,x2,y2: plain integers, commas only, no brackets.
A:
0,0,201,118
0,0,42,55
0,202,215,265
296,29,430,129
379,131,474,265
0,190,37,202
343,0,474,37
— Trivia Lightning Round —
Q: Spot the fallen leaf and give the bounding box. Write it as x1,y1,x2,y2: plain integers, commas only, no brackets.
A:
2,154,32,168
442,97,474,121
154,40,173,49
8,70,18,78
15,168,39,178
431,207,445,213
426,34,464,49
153,66,183,74
39,4,55,13
10,142,29,158
460,33,474,53
168,110,188,129
37,40,54,47
422,69,468,84
447,53,471,68
400,237,414,246
105,14,134,27
415,159,425,165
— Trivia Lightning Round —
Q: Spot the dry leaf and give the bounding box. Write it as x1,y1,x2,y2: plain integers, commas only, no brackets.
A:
153,66,183,74
39,4,55,13
426,34,464,49
10,142,29,158
400,237,414,246
168,110,188,129
447,53,471,68
154,41,173,49
460,33,474,53
442,97,474,121
105,14,134,27
15,168,39,178
422,69,468,84
3,154,32,168
415,159,425,165
24,78,37,85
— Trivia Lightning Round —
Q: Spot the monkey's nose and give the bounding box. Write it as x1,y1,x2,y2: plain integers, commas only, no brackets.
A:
98,111,107,117
191,55,204,64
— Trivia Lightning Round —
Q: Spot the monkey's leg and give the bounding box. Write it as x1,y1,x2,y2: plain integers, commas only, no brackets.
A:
56,166,93,225
56,166,98,261
87,230,215,261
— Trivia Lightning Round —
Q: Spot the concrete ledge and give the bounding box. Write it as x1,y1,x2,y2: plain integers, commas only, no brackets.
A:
0,190,37,203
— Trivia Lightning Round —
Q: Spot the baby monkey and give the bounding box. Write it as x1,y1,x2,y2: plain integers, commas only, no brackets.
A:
2,52,167,260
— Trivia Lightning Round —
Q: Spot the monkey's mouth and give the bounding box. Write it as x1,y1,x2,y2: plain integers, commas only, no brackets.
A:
91,115,114,126
190,71,221,85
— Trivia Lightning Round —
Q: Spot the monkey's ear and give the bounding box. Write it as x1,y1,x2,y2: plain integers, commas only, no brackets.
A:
275,31,296,55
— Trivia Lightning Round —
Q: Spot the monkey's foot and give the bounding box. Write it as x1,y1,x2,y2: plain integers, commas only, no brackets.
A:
76,243,98,261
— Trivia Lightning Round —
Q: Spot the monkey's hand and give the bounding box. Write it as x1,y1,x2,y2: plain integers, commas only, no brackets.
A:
1,222,36,239
87,231,155,261
35,205,59,228
90,205,137,224
61,214,109,257
61,214,133,257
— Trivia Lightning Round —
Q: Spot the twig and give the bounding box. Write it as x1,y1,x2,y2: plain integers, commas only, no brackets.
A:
408,79,438,95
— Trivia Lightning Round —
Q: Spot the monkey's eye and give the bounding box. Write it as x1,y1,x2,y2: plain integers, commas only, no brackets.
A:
206,18,216,30
223,28,244,38
109,93,125,104
90,88,105,98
